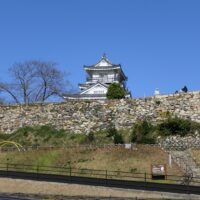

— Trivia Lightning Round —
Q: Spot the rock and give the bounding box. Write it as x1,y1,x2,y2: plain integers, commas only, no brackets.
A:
0,91,200,134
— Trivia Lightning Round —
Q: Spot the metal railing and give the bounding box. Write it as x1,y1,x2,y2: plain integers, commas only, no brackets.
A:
0,163,200,194
86,77,119,83
0,162,200,186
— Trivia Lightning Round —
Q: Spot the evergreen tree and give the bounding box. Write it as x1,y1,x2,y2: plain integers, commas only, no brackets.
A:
106,83,125,99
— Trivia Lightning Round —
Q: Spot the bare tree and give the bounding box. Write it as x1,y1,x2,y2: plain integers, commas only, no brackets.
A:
0,98,5,105
32,61,66,102
0,82,20,104
0,60,69,104
10,61,36,104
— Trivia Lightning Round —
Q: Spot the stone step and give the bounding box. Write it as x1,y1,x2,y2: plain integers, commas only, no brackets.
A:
170,150,200,178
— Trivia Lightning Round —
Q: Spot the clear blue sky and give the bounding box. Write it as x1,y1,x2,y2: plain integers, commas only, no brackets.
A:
0,0,200,97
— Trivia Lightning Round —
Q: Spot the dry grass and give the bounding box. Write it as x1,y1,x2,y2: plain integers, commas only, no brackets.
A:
191,149,200,166
0,145,182,177
70,145,181,175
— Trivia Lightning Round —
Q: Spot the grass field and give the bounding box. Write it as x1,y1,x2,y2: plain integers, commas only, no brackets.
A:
0,145,182,176
0,126,184,183
0,126,125,146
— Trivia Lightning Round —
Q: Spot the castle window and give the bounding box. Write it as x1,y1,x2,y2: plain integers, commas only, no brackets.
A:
93,91,105,94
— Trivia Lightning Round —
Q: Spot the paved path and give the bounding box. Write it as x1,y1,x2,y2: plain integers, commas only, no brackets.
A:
0,196,31,200
0,178,199,200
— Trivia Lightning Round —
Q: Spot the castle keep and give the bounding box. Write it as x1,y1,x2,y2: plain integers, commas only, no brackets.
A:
64,54,131,100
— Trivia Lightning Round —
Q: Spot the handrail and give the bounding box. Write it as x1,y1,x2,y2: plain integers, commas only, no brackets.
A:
1,162,200,186
86,77,119,83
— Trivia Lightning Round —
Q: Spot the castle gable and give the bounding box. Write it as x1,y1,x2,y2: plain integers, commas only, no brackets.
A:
80,82,108,95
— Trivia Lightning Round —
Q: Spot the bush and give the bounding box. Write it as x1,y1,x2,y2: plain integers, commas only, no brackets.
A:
131,120,156,144
7,125,68,146
106,83,125,99
107,126,118,137
131,117,200,143
114,133,124,144
106,126,124,144
87,133,95,142
0,133,11,140
158,117,192,137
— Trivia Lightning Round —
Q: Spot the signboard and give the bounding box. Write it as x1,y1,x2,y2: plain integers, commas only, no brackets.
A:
151,164,166,180
125,143,132,149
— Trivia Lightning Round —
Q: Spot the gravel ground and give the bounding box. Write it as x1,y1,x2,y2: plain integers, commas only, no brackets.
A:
0,178,199,200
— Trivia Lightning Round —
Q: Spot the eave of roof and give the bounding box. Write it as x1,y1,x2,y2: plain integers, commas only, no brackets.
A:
80,82,108,95
83,55,128,80
63,93,107,99
84,65,121,70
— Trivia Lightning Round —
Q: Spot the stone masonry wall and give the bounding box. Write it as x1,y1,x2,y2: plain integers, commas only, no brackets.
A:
1,91,200,134
158,134,200,150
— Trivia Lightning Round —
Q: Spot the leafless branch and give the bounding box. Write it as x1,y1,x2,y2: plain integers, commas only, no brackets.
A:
0,60,69,104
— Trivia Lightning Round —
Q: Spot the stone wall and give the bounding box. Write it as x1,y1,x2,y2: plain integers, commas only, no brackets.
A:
158,134,200,150
1,91,200,134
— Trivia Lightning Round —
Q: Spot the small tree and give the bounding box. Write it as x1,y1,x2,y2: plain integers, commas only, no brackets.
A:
114,133,124,144
131,120,155,144
106,126,124,144
106,83,125,99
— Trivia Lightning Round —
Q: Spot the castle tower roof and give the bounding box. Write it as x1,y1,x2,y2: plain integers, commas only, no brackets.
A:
84,54,121,69
84,54,127,80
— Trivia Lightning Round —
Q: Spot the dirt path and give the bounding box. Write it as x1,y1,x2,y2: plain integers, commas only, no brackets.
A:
0,178,199,199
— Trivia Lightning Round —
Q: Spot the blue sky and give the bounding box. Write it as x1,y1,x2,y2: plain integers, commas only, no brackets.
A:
0,0,200,97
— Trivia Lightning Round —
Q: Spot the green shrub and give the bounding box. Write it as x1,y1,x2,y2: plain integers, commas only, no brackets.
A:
114,133,124,144
139,134,156,144
6,125,68,146
131,117,200,142
0,133,11,140
106,126,124,144
34,125,66,138
131,120,156,144
158,117,192,136
87,133,95,142
106,83,125,99
107,126,118,137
